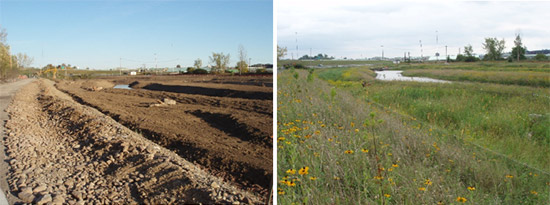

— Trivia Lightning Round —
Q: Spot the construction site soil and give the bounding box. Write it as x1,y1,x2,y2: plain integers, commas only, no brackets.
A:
4,75,272,204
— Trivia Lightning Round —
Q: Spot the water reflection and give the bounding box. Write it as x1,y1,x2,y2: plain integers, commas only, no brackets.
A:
375,71,449,83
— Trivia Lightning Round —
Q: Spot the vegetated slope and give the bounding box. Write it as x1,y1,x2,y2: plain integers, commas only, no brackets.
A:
56,77,273,199
277,69,549,204
402,69,550,87
4,79,261,204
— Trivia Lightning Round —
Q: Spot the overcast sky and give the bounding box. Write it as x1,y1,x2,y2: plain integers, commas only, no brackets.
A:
278,1,550,59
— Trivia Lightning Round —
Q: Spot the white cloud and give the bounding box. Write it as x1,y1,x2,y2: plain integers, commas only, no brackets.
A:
278,0,550,59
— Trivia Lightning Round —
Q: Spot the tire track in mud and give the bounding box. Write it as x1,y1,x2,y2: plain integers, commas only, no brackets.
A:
55,78,273,198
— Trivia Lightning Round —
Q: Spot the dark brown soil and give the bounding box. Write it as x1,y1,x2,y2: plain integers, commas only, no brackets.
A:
56,75,273,198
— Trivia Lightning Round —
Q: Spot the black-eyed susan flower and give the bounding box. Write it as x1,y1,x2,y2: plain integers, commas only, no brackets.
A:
425,179,432,186
288,181,296,187
361,149,369,153
384,193,390,198
344,150,354,154
309,176,317,181
505,175,513,178
392,164,398,167
456,197,467,203
467,186,475,191
277,188,285,195
354,129,359,132
286,169,296,175
418,187,426,191
531,190,538,195
298,166,309,175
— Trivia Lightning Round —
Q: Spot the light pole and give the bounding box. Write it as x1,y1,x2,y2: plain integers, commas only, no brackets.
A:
381,45,384,60
420,40,423,61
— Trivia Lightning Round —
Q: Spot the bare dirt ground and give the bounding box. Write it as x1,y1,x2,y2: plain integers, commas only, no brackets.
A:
57,75,273,199
3,75,272,204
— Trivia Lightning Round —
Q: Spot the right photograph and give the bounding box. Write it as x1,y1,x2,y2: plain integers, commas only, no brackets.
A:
276,1,550,204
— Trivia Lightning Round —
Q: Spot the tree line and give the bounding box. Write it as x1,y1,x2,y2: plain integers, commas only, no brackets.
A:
455,33,548,62
0,28,33,79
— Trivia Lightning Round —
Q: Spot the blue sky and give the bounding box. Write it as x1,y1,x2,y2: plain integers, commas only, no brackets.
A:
1,0,272,69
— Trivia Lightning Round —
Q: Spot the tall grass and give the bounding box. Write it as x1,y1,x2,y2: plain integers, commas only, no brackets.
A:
392,61,550,72
402,69,550,87
277,69,549,204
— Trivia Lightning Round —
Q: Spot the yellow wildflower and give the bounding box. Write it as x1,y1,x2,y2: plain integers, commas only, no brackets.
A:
361,149,369,153
298,166,309,175
286,169,296,175
392,164,398,167
354,129,359,132
344,150,354,154
467,186,475,191
505,175,513,179
309,176,317,181
418,187,426,191
456,197,467,203
425,179,432,186
384,193,390,198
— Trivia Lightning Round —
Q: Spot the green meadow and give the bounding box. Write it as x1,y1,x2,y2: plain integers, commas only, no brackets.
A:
277,64,550,204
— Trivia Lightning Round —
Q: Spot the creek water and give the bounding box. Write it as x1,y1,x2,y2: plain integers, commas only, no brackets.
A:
375,70,449,83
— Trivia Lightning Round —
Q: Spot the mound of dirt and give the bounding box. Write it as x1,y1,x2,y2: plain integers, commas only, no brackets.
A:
79,80,115,91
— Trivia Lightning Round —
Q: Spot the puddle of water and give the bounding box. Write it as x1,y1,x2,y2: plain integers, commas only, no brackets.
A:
375,70,449,83
113,84,132,89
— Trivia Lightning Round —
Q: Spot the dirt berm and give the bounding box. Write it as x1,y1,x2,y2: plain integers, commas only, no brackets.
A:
3,79,263,204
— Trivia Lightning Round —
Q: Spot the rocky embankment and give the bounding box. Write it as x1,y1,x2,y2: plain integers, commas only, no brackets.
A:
3,79,262,204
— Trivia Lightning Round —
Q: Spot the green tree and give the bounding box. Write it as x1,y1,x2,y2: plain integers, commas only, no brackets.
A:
0,28,18,79
209,52,230,73
277,45,287,61
236,61,248,73
237,44,248,74
194,58,202,69
464,44,474,57
534,53,548,61
511,34,526,61
482,37,506,61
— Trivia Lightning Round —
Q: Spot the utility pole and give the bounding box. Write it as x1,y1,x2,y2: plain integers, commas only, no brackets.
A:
420,40,423,62
381,45,384,60
436,30,439,62
295,32,298,59
445,45,448,62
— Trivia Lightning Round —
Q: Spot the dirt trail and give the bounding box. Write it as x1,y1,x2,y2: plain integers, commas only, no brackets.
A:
0,79,35,204
56,76,273,197
3,79,262,204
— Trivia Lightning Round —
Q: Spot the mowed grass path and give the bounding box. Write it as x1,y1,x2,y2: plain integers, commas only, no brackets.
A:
277,68,549,204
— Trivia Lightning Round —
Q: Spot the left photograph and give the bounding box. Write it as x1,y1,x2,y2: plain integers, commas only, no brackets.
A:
0,0,273,204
